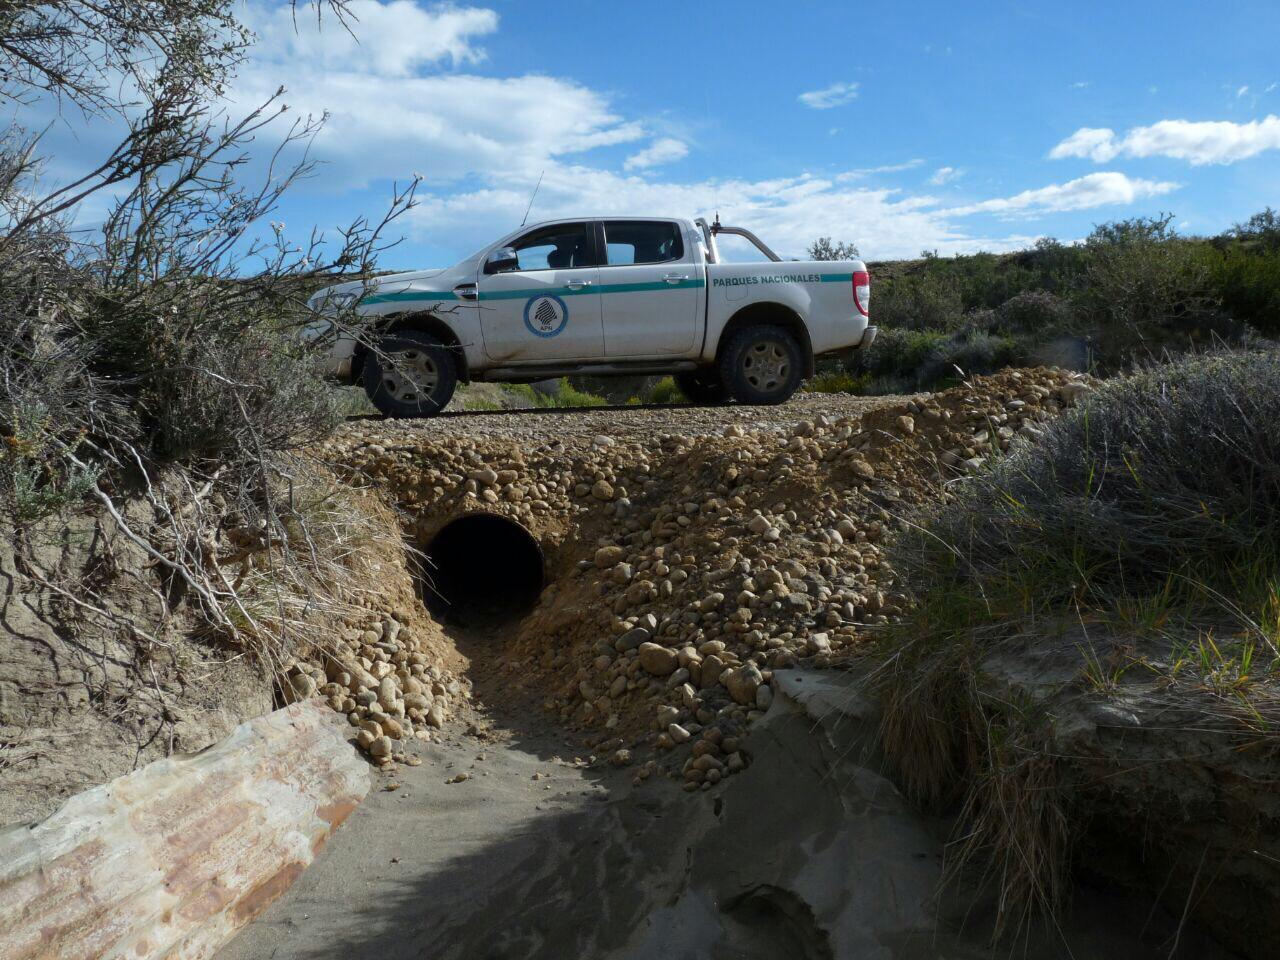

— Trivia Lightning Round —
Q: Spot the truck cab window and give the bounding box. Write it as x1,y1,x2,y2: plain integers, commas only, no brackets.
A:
510,222,595,271
603,220,684,266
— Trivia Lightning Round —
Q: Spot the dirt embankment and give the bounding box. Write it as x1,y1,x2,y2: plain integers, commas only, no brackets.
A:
0,513,268,825
0,481,464,825
319,368,1092,788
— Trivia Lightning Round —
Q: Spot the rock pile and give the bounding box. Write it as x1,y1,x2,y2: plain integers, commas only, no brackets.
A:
319,367,1092,781
282,611,472,767
275,493,472,770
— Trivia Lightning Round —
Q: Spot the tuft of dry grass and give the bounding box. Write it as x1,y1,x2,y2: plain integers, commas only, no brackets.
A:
208,459,411,681
871,350,1280,945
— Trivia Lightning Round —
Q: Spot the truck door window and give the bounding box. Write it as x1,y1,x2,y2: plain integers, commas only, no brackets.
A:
509,222,595,271
603,220,684,266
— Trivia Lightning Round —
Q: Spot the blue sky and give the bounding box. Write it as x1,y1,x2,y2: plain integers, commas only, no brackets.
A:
29,0,1280,267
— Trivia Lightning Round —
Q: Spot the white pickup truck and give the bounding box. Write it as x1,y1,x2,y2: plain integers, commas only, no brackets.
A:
308,216,875,417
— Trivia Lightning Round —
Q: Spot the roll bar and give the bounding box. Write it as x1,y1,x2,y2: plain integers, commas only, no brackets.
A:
702,213,782,262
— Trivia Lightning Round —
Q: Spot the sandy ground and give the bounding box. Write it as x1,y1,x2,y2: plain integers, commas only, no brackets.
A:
218,654,681,960
220,665,1237,960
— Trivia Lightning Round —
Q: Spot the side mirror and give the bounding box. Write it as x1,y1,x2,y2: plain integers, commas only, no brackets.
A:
484,246,519,274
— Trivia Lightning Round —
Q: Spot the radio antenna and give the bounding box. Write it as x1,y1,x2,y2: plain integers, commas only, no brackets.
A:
521,170,545,227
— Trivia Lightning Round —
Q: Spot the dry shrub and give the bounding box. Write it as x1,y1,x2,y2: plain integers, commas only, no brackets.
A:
212,463,410,676
1,1,417,689
910,349,1280,603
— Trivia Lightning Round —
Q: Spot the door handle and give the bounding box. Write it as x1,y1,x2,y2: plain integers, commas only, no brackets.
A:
663,274,689,283
565,279,593,289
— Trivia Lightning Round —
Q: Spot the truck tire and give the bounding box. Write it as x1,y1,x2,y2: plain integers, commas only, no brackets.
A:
717,324,804,405
675,370,727,405
363,330,457,418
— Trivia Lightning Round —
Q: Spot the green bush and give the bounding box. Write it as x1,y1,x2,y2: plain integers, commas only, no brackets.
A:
989,290,1076,337
1231,207,1280,248
820,210,1280,399
139,316,342,461
549,380,608,407
495,379,608,409
1211,243,1280,336
644,376,686,404
873,273,965,331
918,330,1019,387
0,400,101,522
805,370,870,394
1081,216,1222,333
839,326,1019,393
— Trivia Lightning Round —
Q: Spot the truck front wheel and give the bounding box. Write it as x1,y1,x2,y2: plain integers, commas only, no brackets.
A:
675,370,727,405
363,330,458,418
718,325,804,405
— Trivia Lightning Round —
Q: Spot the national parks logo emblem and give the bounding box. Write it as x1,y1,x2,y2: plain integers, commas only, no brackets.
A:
523,294,569,338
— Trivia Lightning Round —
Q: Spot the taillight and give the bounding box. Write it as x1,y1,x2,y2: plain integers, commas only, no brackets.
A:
853,269,871,317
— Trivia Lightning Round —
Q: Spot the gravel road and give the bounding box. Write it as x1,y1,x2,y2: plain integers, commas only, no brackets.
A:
344,393,907,442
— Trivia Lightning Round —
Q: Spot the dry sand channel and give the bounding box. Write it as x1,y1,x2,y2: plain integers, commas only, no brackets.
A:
221,666,1232,960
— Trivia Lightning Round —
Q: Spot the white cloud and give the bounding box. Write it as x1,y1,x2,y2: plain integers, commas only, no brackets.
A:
1049,115,1280,165
797,82,860,110
232,3,1167,257
1238,85,1251,98
231,2,643,188
1267,82,1278,94
929,166,961,185
1121,116,1280,164
18,0,1218,270
247,0,498,76
944,172,1179,218
1048,127,1120,162
409,165,1042,260
835,159,924,180
624,138,688,171
1071,81,1090,90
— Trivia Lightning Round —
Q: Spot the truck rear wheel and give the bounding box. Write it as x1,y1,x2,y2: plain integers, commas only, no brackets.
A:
718,324,803,405
675,370,727,405
363,330,458,418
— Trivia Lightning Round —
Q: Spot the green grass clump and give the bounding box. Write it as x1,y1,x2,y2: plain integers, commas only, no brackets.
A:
644,376,685,404
805,370,870,394
488,379,608,409
902,350,1280,606
543,380,607,407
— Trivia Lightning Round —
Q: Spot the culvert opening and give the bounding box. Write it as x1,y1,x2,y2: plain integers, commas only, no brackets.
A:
421,514,544,626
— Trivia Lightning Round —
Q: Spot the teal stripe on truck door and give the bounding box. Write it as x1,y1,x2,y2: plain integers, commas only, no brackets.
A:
595,277,706,295
359,276,706,306
478,277,706,300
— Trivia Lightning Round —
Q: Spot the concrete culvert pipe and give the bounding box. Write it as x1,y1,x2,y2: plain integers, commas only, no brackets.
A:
422,513,544,625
